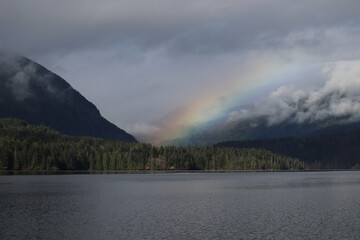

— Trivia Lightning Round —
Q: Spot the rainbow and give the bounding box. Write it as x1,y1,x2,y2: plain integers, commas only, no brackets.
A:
153,58,306,144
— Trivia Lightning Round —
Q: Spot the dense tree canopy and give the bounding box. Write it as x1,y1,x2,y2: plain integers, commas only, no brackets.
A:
0,118,304,171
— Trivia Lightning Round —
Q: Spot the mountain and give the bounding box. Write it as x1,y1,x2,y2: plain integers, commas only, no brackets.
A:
0,51,137,142
162,109,360,146
216,128,360,169
161,117,360,146
196,116,360,145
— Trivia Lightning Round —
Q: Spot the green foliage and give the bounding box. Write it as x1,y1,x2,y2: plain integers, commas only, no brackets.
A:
0,118,305,171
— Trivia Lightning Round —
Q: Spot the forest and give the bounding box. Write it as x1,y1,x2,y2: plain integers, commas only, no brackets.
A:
0,118,305,171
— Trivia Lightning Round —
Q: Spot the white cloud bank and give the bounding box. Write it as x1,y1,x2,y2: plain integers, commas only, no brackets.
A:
126,122,160,142
228,60,360,125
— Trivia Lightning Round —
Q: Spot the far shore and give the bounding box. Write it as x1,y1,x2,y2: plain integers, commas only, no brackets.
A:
0,169,359,175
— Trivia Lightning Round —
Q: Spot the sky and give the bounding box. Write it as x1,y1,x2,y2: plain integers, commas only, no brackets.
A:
1,0,360,143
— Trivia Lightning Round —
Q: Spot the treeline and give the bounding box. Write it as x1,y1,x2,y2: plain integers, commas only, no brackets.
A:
0,118,305,171
216,130,360,169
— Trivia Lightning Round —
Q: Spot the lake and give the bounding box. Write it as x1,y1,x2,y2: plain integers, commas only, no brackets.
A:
1,171,359,239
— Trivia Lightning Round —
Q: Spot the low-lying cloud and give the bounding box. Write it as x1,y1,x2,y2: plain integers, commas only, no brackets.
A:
0,51,70,101
127,122,160,141
228,60,360,126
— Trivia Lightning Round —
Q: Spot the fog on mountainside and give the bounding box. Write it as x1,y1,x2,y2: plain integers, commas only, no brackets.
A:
162,60,360,146
0,51,137,142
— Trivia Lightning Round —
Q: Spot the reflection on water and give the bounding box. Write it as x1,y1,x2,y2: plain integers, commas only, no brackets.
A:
1,171,359,240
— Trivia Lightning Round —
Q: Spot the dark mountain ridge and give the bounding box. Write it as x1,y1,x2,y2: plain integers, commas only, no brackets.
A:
162,113,360,146
216,128,360,169
0,51,137,142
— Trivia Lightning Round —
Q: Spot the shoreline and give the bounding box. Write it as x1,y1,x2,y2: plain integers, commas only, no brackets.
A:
0,169,359,175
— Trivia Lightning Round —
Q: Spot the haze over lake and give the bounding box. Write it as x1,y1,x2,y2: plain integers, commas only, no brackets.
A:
1,171,359,240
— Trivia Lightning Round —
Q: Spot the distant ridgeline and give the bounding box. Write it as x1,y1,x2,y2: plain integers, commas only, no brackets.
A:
163,117,360,146
0,51,136,142
0,118,305,171
216,130,360,169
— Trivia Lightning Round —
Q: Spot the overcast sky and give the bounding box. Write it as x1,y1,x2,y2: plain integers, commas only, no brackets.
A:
1,0,360,142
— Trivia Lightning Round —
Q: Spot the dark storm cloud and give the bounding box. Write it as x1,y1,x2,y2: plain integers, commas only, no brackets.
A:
1,0,360,57
1,0,360,141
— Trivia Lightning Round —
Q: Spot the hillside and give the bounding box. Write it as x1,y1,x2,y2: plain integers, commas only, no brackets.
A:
216,129,360,169
162,116,360,146
0,51,136,142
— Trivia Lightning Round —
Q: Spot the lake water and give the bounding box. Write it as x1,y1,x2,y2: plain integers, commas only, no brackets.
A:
1,171,359,240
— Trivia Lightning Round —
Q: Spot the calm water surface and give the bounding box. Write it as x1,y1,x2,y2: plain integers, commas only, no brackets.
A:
1,171,359,240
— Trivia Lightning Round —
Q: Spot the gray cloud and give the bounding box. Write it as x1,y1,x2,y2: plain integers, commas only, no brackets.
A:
7,64,36,101
1,0,360,140
127,122,160,142
1,0,360,57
